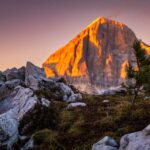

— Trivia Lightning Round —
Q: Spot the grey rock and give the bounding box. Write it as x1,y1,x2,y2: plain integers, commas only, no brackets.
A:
38,77,82,102
92,136,118,150
21,138,33,150
67,102,86,109
97,86,126,95
11,86,37,119
143,124,150,135
25,62,46,90
5,79,24,89
67,93,82,102
102,100,110,103
57,82,82,102
119,124,150,150
0,80,4,86
0,79,24,101
0,84,12,101
0,109,18,149
41,98,50,107
25,62,82,102
144,96,150,100
0,71,6,82
18,66,25,81
0,86,38,149
4,68,21,81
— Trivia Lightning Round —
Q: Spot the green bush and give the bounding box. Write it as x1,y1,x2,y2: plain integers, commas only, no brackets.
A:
19,104,59,135
31,129,64,150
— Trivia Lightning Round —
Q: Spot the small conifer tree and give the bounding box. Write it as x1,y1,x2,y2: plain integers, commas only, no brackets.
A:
125,40,150,104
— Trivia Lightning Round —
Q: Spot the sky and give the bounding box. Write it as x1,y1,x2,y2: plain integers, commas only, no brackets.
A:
0,0,150,71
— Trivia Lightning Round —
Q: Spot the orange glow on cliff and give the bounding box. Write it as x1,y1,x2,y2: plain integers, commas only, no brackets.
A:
120,60,129,79
134,65,139,72
44,66,55,77
141,42,150,55
43,29,89,77
105,54,113,79
106,54,112,65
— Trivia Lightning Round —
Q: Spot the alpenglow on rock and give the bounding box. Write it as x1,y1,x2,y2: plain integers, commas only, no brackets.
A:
43,17,150,94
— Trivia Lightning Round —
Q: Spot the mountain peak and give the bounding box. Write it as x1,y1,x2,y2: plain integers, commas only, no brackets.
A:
86,16,125,30
87,16,107,26
43,17,148,94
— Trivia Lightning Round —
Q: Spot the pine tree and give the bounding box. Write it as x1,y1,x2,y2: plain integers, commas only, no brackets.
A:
126,40,150,104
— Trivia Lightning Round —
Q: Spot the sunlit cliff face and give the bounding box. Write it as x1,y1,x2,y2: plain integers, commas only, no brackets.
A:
43,28,89,77
120,60,129,79
43,17,146,93
141,42,150,55
105,54,113,79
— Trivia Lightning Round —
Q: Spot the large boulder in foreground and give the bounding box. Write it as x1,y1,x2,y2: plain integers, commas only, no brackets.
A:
0,109,18,150
92,136,118,150
0,86,37,149
0,62,83,149
119,124,150,150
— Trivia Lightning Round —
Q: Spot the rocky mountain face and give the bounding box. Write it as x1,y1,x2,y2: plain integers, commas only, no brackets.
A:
43,17,150,94
0,62,82,149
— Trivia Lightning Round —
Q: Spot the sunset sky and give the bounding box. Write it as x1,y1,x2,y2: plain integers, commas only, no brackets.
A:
0,0,150,71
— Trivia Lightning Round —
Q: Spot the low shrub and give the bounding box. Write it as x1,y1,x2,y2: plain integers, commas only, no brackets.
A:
19,104,59,135
31,129,64,150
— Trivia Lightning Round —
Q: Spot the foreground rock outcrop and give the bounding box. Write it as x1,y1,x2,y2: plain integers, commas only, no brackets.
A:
92,136,118,150
0,62,82,149
0,86,38,149
119,124,150,150
92,124,150,150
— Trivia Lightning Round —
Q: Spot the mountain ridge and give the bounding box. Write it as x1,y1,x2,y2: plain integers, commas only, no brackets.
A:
43,17,149,94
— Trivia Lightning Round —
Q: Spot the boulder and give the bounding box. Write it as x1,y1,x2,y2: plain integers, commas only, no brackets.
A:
38,77,82,102
92,136,118,150
0,71,6,81
25,62,82,102
18,66,25,81
143,124,150,135
144,96,150,100
21,138,33,150
5,79,24,89
11,86,38,119
0,110,18,149
41,98,50,107
25,62,46,90
67,93,82,102
0,80,4,86
97,86,126,95
4,68,24,81
0,86,38,149
0,79,24,101
57,82,82,102
0,84,10,101
119,124,150,150
67,102,87,109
